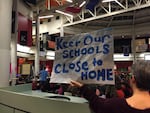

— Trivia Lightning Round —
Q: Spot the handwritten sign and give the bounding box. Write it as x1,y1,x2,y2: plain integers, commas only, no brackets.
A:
50,28,114,84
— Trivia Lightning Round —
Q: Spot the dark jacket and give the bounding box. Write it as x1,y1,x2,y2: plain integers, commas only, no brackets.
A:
80,85,150,113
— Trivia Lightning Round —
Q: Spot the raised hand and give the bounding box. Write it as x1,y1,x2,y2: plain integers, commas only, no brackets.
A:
70,80,83,88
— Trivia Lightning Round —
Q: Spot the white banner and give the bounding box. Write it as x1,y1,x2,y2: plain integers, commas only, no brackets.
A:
50,28,114,84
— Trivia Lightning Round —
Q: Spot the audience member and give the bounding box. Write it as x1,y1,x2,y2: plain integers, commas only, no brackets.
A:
39,67,49,92
70,60,150,113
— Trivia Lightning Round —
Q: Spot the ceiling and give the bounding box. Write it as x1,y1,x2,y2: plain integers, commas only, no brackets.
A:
24,0,150,38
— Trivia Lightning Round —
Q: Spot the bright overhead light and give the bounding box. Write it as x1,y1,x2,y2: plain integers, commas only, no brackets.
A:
47,51,55,56
55,10,73,17
46,56,55,60
32,21,36,23
39,15,54,19
17,44,30,53
66,0,73,3
102,0,116,3
145,54,150,60
79,1,86,7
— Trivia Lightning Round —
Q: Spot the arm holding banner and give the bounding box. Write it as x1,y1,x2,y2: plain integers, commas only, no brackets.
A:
70,59,150,113
70,80,109,113
70,80,83,87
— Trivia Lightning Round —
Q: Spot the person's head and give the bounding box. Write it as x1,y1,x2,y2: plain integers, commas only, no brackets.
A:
131,60,150,91
43,67,46,70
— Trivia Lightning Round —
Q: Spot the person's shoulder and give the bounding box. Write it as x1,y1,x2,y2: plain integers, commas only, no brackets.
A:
144,108,150,112
98,98,125,113
108,97,123,101
107,97,125,105
145,109,150,113
40,70,43,73
39,70,42,73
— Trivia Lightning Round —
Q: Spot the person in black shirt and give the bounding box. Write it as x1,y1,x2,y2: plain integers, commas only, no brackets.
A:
70,60,150,113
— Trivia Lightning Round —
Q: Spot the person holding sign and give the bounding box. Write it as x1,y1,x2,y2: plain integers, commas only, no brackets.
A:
70,60,150,113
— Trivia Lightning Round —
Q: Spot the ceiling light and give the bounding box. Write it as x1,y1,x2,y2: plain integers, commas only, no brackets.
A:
32,21,36,23
39,15,54,19
47,51,55,56
55,10,73,17
145,54,150,60
102,0,116,3
66,0,73,3
79,1,86,7
46,56,55,60
17,44,30,53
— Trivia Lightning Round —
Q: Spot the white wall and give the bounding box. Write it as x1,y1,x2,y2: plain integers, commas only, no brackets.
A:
32,16,62,35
